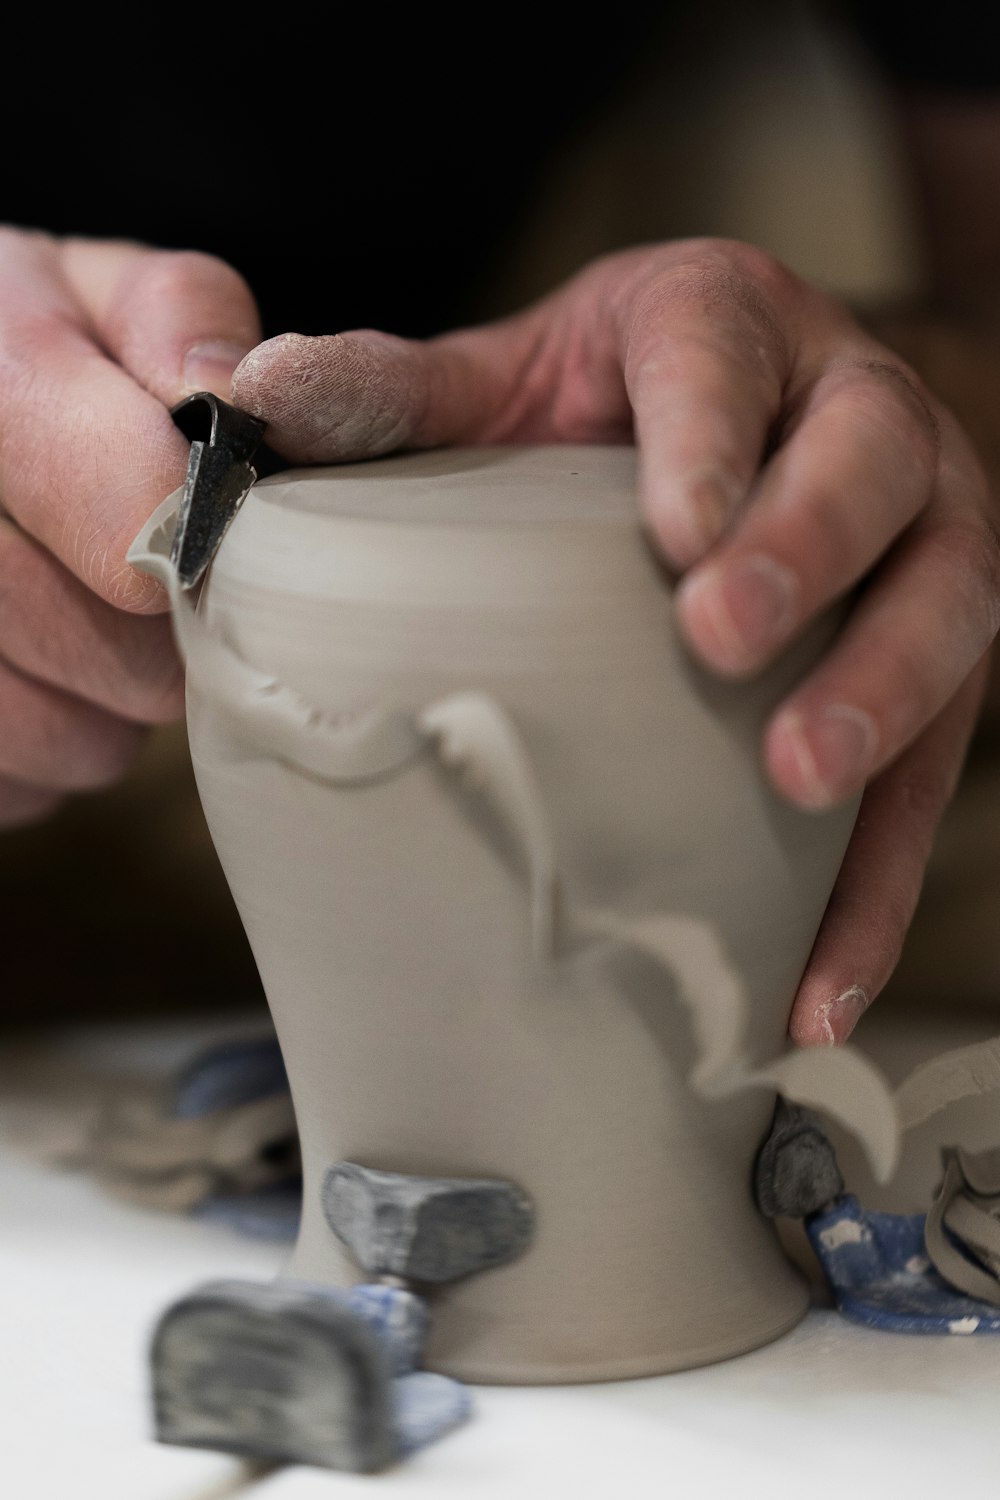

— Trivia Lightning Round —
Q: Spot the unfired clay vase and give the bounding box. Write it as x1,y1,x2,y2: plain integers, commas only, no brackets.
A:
132,445,901,1383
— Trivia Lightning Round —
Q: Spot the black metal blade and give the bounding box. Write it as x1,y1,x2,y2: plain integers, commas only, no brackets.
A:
169,392,268,589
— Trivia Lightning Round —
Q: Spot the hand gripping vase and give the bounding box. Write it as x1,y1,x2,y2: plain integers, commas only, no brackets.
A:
132,444,898,1384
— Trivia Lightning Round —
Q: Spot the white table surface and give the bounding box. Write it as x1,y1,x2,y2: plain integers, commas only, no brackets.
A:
3,1016,999,1500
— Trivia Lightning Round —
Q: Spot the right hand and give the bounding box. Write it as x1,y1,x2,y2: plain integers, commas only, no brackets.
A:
0,228,261,827
230,241,1000,1050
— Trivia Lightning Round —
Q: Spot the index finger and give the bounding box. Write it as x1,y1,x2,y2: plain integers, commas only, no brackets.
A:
619,244,795,568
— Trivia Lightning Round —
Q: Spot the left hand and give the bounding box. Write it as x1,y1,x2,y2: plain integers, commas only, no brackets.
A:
229,240,1000,1046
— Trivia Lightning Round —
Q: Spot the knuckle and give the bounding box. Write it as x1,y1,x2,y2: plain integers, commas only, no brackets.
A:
829,358,940,468
925,514,1000,640
140,248,246,304
701,238,797,297
0,224,57,270
975,518,1000,636
625,252,792,393
0,223,54,246
103,248,258,372
797,482,869,580
656,251,784,341
0,315,71,403
883,637,941,734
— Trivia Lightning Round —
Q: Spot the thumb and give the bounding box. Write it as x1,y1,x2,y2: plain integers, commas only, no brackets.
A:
230,320,545,463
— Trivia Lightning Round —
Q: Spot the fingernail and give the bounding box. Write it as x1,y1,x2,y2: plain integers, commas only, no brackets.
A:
815,985,870,1045
664,468,741,565
777,704,878,809
677,553,797,672
183,339,252,397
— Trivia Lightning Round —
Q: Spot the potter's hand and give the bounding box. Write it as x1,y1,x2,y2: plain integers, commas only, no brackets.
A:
0,229,260,827
231,240,1000,1047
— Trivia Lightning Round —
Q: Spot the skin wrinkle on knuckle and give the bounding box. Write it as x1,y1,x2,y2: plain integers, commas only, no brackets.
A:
920,515,1000,646
662,255,788,359
0,308,86,379
958,515,1000,638
132,250,243,308
572,246,666,331
824,357,941,464
0,224,42,253
0,235,69,314
781,476,874,585
625,331,780,423
107,250,258,372
476,320,577,441
871,637,949,751
526,278,630,442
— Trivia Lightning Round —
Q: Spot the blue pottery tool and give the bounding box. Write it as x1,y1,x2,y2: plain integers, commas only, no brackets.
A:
806,1194,1000,1335
756,1100,1000,1334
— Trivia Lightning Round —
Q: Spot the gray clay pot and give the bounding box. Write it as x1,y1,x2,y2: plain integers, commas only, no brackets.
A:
133,446,860,1382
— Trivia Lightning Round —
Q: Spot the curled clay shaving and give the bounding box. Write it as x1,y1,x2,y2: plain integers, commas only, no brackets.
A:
404,651,1000,1183
129,491,424,784
418,693,562,960
895,1036,1000,1133
925,1150,1000,1306
409,688,900,1183
84,1092,297,1212
574,910,899,1183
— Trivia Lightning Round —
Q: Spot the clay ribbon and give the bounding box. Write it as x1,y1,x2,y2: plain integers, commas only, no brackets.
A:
86,1089,298,1211
130,489,1000,1202
130,490,426,784
924,1149,1000,1306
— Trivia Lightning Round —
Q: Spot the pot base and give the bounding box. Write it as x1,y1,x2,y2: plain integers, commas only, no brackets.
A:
420,1284,810,1385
